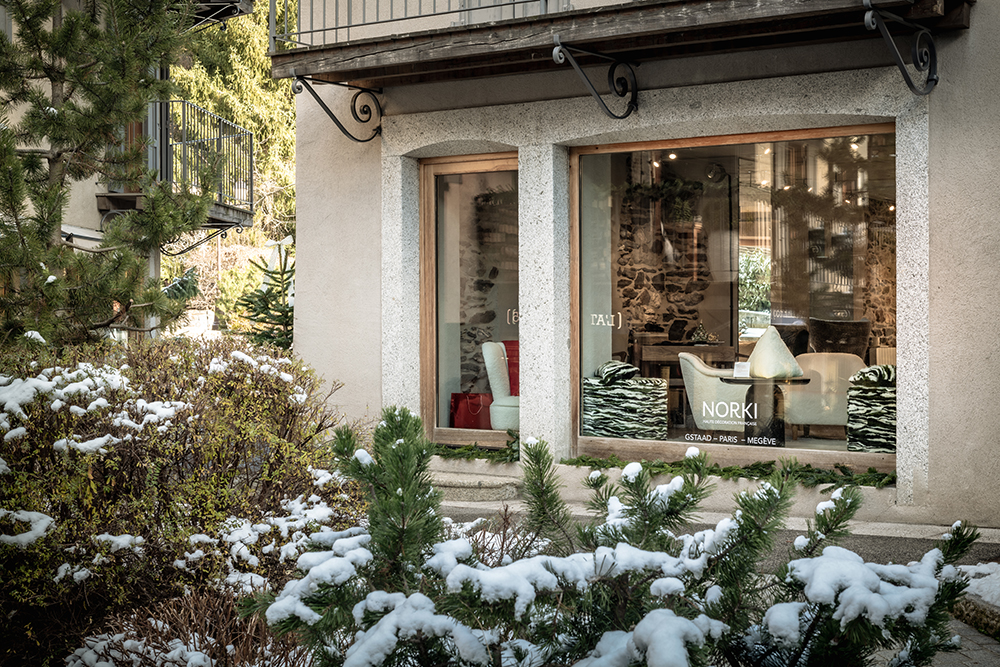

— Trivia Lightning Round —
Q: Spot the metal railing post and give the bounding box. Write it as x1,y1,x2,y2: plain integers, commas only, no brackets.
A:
269,0,277,51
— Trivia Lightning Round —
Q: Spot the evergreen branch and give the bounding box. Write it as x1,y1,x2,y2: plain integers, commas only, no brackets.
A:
60,241,127,253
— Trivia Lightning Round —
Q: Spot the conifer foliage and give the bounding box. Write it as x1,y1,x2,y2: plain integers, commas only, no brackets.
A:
0,0,214,347
256,412,978,667
235,240,294,349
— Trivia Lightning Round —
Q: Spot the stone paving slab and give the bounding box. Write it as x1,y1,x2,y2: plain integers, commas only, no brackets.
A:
933,619,1000,666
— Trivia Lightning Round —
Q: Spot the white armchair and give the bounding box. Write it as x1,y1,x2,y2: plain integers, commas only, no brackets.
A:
482,342,519,431
784,352,866,431
677,353,750,432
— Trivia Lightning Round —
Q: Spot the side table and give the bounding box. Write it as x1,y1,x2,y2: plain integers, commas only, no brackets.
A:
720,376,810,447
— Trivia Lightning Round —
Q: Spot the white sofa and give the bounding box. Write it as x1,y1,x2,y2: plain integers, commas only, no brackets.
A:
785,352,867,431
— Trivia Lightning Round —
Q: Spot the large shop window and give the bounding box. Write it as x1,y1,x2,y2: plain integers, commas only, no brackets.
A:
421,155,519,444
578,126,896,452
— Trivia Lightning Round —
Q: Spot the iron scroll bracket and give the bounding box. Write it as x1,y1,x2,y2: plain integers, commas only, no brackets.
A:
293,76,383,143
864,0,938,96
160,221,246,257
552,35,638,120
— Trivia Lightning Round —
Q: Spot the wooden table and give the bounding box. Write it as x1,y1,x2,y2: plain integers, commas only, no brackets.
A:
632,335,735,378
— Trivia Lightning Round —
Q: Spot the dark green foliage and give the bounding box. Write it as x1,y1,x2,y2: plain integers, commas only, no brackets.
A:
235,243,294,349
0,0,216,347
331,406,443,591
255,417,976,667
562,454,897,490
521,438,577,556
435,431,520,463
0,338,363,665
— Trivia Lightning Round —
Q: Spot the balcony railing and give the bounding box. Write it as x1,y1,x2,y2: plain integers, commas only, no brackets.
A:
150,100,254,217
269,0,572,49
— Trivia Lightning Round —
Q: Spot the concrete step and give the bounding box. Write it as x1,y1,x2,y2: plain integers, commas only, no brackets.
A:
432,470,523,502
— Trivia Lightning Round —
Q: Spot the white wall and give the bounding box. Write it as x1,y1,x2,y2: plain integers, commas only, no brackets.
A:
293,84,383,423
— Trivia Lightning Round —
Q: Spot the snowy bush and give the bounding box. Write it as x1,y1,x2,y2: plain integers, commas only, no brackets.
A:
252,407,979,667
0,338,366,664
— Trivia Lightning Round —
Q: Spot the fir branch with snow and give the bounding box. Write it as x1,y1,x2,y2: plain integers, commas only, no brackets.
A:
253,423,979,667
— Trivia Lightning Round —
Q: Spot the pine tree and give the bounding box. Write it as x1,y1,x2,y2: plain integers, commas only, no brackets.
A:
0,0,214,347
253,426,978,667
234,240,293,349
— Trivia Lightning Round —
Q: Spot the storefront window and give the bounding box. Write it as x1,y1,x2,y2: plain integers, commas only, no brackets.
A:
578,127,896,450
427,158,519,435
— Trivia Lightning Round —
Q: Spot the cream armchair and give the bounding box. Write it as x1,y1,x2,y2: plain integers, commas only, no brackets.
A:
678,325,804,433
784,352,866,432
677,353,751,432
482,342,519,431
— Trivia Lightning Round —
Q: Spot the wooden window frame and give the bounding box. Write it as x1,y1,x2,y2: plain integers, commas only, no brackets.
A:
419,152,519,447
569,124,897,471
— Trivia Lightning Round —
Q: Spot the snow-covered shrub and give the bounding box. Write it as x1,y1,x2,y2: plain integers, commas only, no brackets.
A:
0,338,366,664
253,408,979,667
66,587,311,667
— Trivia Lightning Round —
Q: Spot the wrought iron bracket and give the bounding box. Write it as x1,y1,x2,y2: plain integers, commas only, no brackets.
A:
160,222,246,257
864,0,938,95
293,76,383,143
552,35,638,119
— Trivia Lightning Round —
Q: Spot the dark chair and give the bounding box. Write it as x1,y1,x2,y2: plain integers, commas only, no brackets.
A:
808,317,871,361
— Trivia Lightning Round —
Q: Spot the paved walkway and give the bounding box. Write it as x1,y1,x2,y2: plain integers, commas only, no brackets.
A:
935,619,1000,666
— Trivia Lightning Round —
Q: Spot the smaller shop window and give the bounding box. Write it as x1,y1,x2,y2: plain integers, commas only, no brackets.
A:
420,155,518,444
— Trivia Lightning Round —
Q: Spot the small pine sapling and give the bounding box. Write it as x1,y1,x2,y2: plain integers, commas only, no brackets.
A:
236,242,295,349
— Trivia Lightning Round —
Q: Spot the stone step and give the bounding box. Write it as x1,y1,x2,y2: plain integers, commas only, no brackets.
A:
431,471,523,503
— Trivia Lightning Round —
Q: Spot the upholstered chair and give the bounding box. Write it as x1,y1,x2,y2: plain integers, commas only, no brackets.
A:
678,325,803,432
784,352,867,434
677,353,750,432
808,317,872,361
482,342,519,431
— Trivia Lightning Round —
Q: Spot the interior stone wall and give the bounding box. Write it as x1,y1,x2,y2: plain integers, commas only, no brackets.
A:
864,224,896,348
458,189,518,393
616,217,709,340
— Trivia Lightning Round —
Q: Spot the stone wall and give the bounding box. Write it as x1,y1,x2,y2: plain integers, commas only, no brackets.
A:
458,189,518,393
864,223,896,348
616,216,710,339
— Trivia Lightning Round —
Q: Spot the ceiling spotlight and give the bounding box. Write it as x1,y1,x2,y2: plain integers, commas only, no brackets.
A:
653,161,660,167
889,205,896,211
764,148,771,155
668,153,677,160
782,185,791,190
850,143,859,150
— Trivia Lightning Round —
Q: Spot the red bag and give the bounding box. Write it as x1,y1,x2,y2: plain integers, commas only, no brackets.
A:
503,340,519,396
449,393,494,429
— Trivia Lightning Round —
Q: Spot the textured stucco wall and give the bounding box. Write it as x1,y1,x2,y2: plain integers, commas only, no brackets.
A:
923,1,1000,526
293,84,383,422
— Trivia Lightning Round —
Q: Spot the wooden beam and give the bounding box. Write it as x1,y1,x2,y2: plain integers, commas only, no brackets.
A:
271,0,915,81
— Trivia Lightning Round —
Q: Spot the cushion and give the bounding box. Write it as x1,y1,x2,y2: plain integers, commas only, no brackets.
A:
748,326,803,378
503,340,519,396
595,360,640,384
